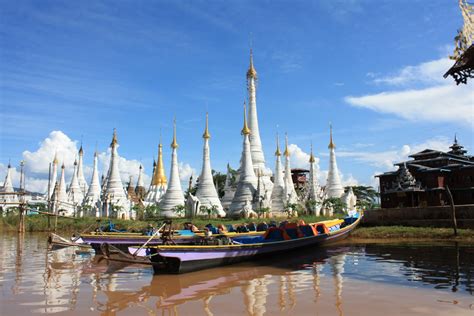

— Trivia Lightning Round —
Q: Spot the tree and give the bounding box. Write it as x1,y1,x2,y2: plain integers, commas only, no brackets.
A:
132,204,145,220
323,197,346,214
145,204,160,219
345,185,380,210
172,204,186,217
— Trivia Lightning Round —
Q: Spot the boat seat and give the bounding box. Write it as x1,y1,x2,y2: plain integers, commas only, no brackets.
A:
226,225,236,232
263,227,291,241
313,223,329,234
232,236,264,244
299,225,317,237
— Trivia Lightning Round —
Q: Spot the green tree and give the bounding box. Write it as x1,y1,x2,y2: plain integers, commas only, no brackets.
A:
323,197,346,214
145,204,160,219
345,185,380,210
132,204,145,220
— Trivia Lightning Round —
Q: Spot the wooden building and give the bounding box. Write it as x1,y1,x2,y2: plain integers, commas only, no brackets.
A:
376,137,474,208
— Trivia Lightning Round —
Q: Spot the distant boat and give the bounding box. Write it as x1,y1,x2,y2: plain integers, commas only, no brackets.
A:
47,233,90,251
102,214,362,274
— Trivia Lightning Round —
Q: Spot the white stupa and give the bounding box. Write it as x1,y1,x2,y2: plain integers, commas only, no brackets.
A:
220,163,235,212
83,151,101,217
229,103,258,216
307,144,324,215
270,134,286,212
135,164,147,200
0,162,19,211
246,49,274,200
77,145,88,195
67,159,85,210
103,129,130,219
52,163,74,216
159,120,185,217
195,113,225,217
145,142,167,204
283,134,298,205
48,153,58,199
325,124,344,198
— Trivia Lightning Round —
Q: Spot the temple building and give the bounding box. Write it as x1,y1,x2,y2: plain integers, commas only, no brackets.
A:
306,144,324,215
246,49,273,204
145,142,167,205
102,129,131,219
67,159,84,210
325,124,344,198
195,113,225,217
221,163,235,211
0,162,19,213
76,145,88,194
47,153,58,199
83,151,101,217
270,134,286,212
229,104,258,217
52,163,74,216
377,136,474,208
135,165,147,200
283,134,298,205
159,120,185,217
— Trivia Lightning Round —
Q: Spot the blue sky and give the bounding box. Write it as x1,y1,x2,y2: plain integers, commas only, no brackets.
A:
1,0,473,192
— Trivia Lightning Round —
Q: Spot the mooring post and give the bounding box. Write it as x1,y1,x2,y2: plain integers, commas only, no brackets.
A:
446,185,458,237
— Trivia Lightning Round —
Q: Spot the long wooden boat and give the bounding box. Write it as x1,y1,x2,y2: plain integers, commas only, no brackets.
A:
141,214,362,274
47,233,91,251
83,230,264,254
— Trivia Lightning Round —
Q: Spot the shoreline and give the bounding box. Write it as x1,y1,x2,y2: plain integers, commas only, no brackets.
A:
2,215,473,242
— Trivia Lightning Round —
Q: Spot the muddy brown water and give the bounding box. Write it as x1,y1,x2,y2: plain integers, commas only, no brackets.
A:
1,232,473,315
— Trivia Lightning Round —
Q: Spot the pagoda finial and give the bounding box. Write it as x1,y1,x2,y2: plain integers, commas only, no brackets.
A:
79,139,84,156
241,101,251,135
246,48,258,79
275,133,281,156
284,133,290,157
309,142,316,163
111,128,118,147
454,133,458,144
8,158,11,168
171,118,178,149
203,112,211,139
328,123,336,149
53,151,58,165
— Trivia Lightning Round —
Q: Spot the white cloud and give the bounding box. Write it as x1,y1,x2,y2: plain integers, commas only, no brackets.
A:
345,57,474,127
22,130,78,176
372,58,453,86
288,143,314,169
98,148,151,188
337,136,453,170
179,162,196,187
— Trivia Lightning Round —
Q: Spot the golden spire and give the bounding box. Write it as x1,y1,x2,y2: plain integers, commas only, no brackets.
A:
79,142,83,156
171,118,178,149
111,128,118,147
241,101,251,135
153,140,167,185
328,123,336,149
203,112,211,139
284,133,290,157
309,142,316,163
53,151,58,165
246,48,258,79
275,133,281,156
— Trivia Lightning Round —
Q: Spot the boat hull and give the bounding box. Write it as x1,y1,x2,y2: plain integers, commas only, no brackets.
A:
149,217,360,274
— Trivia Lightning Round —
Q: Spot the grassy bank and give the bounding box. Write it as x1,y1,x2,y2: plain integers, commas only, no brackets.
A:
351,226,474,242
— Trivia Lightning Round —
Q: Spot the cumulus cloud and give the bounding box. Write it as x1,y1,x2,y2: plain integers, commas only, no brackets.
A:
288,143,313,169
337,136,453,170
345,57,474,126
179,162,197,187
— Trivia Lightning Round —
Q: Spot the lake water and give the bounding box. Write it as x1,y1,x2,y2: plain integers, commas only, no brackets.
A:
1,232,473,315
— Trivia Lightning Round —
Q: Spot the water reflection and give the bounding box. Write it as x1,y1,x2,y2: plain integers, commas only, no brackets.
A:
1,233,473,315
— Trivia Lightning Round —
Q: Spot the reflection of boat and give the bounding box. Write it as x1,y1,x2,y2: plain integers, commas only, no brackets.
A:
99,246,344,314
144,215,361,274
